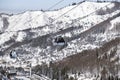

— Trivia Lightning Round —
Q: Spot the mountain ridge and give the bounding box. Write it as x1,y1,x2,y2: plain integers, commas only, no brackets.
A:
0,1,120,69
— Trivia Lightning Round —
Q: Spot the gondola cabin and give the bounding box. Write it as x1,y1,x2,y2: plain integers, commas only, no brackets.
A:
53,36,66,46
10,50,17,59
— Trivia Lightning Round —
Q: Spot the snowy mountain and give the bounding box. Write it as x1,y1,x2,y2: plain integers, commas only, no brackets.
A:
56,37,120,80
0,1,120,74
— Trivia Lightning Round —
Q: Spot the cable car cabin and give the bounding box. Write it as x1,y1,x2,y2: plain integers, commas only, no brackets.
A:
53,36,66,46
10,50,17,59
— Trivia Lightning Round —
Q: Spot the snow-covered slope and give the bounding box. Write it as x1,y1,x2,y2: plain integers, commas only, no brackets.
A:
0,2,113,32
54,36,120,80
0,1,120,69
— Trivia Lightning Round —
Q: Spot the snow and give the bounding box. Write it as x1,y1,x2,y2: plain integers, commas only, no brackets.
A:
0,2,120,79
47,1,111,21
0,32,16,45
16,32,27,42
42,26,51,32
68,73,96,80
110,16,120,30
0,17,3,31
15,76,31,80
1,1,112,32
7,11,50,31
32,74,51,80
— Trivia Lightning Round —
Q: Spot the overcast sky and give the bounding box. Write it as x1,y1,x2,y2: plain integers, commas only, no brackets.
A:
0,0,82,14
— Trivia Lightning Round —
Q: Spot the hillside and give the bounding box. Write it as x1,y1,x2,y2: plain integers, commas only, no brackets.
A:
55,38,120,79
0,1,120,79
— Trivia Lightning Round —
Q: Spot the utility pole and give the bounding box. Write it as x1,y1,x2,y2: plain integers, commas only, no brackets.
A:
50,67,53,80
74,70,77,80
29,63,32,77
30,68,32,77
96,48,99,77
58,69,62,80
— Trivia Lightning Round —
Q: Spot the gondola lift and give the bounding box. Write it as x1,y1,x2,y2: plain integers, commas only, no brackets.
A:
53,36,66,46
9,50,17,59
